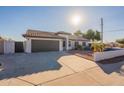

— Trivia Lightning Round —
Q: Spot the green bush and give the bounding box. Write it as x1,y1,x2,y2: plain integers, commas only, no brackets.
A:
116,38,124,44
76,45,84,50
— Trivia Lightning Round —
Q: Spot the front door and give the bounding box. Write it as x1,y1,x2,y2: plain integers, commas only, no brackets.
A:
63,40,66,51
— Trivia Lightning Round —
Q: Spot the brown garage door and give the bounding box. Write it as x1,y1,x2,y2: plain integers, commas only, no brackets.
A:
31,40,59,52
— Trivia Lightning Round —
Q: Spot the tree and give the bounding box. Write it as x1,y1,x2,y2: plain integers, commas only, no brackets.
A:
116,38,124,48
74,30,82,36
91,41,105,52
95,30,101,41
74,29,101,41
116,38,124,44
86,29,95,40
82,29,101,41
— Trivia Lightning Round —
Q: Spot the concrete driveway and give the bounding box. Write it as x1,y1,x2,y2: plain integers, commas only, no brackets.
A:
0,52,124,86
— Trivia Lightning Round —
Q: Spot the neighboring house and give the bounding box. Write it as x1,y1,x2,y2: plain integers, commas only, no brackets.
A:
23,29,89,53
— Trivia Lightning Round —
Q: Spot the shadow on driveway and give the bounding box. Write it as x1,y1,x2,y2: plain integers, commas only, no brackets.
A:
0,52,67,80
96,60,124,74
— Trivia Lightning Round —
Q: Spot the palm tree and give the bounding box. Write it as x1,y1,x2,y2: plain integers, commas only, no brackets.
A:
91,41,105,52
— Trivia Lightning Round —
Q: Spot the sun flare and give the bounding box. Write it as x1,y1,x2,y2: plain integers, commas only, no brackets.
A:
71,14,82,26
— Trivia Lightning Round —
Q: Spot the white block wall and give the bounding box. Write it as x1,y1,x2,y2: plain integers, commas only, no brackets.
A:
78,41,82,46
86,42,89,46
94,49,124,61
59,39,63,51
25,39,31,53
4,40,15,54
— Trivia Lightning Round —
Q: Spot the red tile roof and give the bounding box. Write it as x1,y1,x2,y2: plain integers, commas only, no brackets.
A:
23,29,65,39
23,29,89,41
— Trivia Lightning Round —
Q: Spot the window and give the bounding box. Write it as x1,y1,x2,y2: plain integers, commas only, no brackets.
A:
75,42,78,47
82,42,86,46
63,41,65,47
69,41,71,47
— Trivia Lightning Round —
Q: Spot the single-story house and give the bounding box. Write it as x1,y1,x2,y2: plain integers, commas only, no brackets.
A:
23,29,89,53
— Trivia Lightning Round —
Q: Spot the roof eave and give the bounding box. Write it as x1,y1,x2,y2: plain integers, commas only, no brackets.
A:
22,34,65,39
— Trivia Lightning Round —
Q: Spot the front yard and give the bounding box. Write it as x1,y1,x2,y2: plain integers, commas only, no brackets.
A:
68,50,94,61
0,52,124,86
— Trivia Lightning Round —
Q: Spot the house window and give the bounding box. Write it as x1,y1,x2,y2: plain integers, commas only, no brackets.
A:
75,42,78,47
69,41,71,47
63,41,66,47
82,42,86,46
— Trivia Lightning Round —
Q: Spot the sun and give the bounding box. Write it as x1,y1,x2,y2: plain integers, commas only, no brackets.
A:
71,14,82,26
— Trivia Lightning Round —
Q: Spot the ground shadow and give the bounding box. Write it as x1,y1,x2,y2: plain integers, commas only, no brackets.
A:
96,56,124,74
0,52,68,80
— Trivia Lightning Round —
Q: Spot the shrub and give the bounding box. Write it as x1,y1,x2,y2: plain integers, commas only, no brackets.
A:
76,45,84,50
119,44,124,48
84,46,91,51
116,38,124,44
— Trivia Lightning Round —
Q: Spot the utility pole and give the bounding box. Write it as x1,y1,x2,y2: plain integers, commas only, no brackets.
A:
101,18,103,44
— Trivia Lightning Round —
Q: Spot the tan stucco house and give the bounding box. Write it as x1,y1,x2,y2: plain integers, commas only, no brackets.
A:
23,29,89,53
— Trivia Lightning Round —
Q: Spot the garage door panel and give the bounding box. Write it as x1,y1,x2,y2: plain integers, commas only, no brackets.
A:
32,40,59,52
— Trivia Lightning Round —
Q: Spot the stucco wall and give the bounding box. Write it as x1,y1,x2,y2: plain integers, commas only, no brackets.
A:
4,40,15,54
58,34,69,50
94,49,124,61
25,39,31,53
68,40,75,50
59,39,63,51
78,41,82,46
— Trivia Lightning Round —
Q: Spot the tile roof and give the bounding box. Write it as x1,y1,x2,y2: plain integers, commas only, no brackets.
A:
56,31,88,41
23,29,89,41
69,35,89,41
56,31,72,35
23,29,65,39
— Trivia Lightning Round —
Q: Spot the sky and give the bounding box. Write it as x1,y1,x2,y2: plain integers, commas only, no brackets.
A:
0,6,124,42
